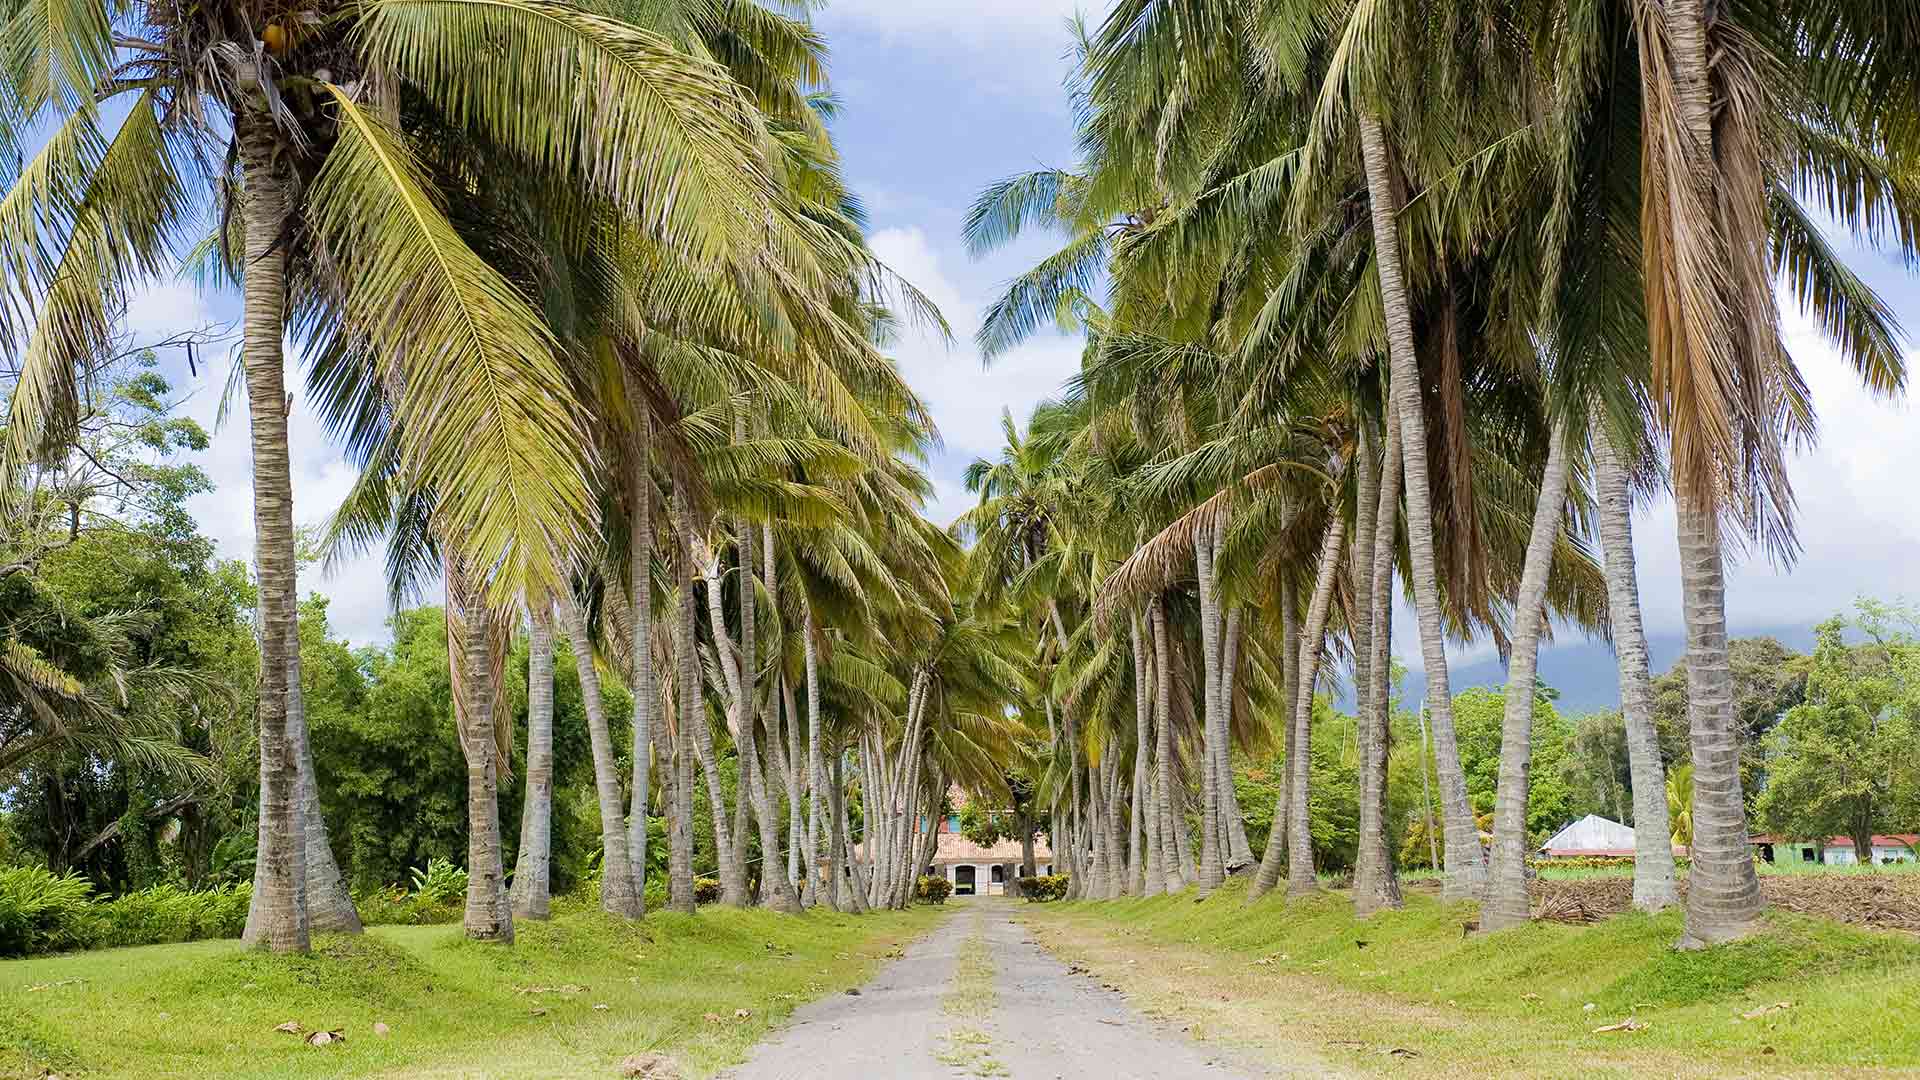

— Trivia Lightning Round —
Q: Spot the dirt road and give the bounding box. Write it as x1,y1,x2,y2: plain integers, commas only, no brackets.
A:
722,897,1267,1079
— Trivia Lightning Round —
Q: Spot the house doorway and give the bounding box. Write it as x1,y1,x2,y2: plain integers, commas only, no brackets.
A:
954,865,977,895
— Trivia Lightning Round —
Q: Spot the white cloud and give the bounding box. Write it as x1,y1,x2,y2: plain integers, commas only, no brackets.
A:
1392,302,1920,688
869,226,1085,500
123,283,402,647
178,364,406,647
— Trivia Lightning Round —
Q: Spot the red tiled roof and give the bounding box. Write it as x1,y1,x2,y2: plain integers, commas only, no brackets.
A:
931,831,1052,863
849,811,1053,864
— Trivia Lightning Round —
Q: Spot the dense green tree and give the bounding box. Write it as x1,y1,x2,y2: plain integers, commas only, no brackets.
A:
1453,688,1577,845
1650,638,1810,805
1757,610,1920,863
307,605,609,895
3,344,255,890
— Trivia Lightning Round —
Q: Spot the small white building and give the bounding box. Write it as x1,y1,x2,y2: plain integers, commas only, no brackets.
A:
1539,814,1640,858
926,808,1053,895
1752,834,1919,866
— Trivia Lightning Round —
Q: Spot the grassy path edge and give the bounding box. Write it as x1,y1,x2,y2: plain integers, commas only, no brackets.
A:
1017,881,1920,1079
2,901,947,1079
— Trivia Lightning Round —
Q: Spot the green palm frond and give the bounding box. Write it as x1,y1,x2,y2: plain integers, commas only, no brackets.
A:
362,0,778,267
2,0,113,119
1770,188,1907,398
2,94,189,474
308,84,591,600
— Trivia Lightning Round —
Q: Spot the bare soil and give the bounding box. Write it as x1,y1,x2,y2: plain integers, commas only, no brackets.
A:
1527,873,1920,931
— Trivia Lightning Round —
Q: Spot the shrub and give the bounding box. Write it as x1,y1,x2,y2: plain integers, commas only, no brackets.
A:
915,875,953,904
409,858,469,904
1529,855,1636,872
87,883,251,948
1015,874,1069,902
357,885,461,927
0,871,257,956
693,877,722,905
0,866,95,957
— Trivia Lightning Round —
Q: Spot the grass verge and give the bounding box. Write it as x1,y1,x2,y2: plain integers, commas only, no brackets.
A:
1020,878,1920,1078
935,925,1006,1078
0,900,942,1079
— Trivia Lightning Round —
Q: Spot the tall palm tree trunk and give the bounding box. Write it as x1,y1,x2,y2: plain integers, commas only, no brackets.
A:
1251,582,1299,900
834,751,868,914
860,739,885,907
451,563,511,943
625,415,654,916
1593,430,1678,910
825,741,847,911
1358,111,1483,900
661,676,695,913
1351,429,1380,732
1107,750,1129,895
245,650,361,941
1087,764,1107,898
1065,709,1088,898
1483,422,1572,930
1675,476,1764,945
1346,429,1381,902
293,671,361,934
1097,751,1120,897
689,693,744,909
668,507,700,913
1286,514,1348,897
237,114,306,955
683,502,748,907
803,605,825,906
1355,411,1405,916
782,677,809,902
1130,614,1153,894
1150,599,1187,891
762,525,806,898
1218,604,1253,871
1174,778,1198,882
1651,0,1765,947
554,591,642,917
1194,526,1225,893
510,606,555,919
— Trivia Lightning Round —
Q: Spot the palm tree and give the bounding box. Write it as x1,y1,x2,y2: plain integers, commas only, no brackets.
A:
1599,0,1915,946
1593,429,1678,910
509,605,556,920
0,559,210,780
0,0,813,952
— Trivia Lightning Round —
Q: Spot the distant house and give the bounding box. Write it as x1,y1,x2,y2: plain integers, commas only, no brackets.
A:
1538,814,1683,859
852,788,1054,896
927,820,1054,896
925,789,1052,895
1750,834,1920,866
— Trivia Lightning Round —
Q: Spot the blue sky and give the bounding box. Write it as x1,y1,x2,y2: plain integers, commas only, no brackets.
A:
125,2,1920,708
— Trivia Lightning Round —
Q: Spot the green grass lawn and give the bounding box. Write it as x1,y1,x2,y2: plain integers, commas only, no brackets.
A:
0,900,943,1079
1022,880,1920,1078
